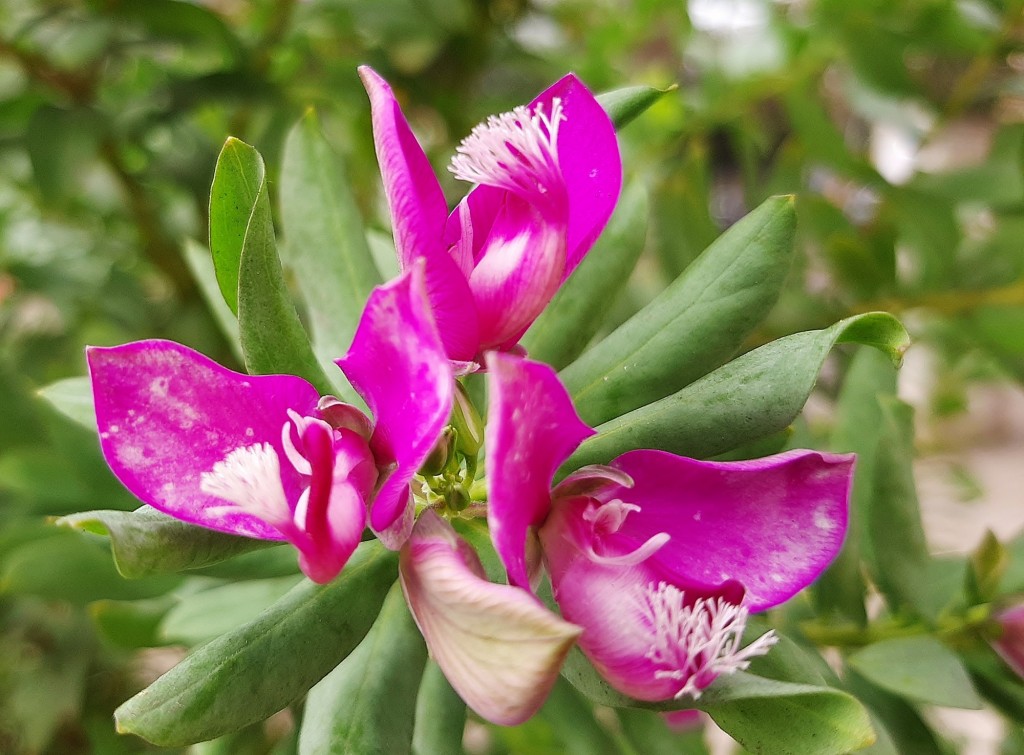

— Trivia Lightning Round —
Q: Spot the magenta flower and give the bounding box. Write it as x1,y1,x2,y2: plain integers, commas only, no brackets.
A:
991,603,1024,678
87,266,453,583
484,351,854,701
360,66,621,364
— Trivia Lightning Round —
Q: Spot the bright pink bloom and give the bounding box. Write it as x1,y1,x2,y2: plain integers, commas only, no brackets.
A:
360,66,621,363
87,266,452,583
992,604,1024,677
485,351,854,701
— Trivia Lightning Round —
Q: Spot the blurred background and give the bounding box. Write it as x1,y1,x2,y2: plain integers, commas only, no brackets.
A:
2,0,1024,752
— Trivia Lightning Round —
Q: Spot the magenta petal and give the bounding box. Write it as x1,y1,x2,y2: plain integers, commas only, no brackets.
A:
530,73,621,274
336,263,454,540
469,195,567,351
484,353,594,587
359,66,447,270
608,449,855,611
540,498,774,702
360,66,481,361
993,604,1024,678
87,340,318,540
400,511,581,725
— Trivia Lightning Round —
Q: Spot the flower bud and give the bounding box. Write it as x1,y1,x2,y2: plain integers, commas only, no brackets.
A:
992,603,1024,677
420,426,456,477
451,383,483,457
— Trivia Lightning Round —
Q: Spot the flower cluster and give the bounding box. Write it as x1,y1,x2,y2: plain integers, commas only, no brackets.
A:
87,68,854,726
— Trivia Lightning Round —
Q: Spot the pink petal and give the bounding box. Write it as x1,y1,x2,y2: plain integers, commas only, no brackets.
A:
468,195,567,351
336,263,454,541
606,449,855,611
540,497,770,702
87,340,318,540
400,511,581,725
292,422,372,583
484,352,594,588
530,74,621,274
359,66,447,270
360,66,480,361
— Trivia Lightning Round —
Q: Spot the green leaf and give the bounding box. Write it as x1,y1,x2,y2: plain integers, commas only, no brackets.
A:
281,110,381,401
564,312,909,471
115,542,399,747
597,84,675,129
182,238,243,362
37,376,96,432
866,398,935,618
236,164,334,395
814,347,898,624
209,137,263,315
299,582,427,755
160,576,304,645
561,195,797,426
538,678,621,755
1,532,179,604
522,182,648,370
561,650,874,755
412,661,466,755
848,637,983,710
617,708,709,755
58,506,277,579
845,671,947,755
966,530,1009,605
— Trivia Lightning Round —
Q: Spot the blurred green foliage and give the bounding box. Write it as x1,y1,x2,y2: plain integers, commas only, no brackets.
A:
3,0,1024,752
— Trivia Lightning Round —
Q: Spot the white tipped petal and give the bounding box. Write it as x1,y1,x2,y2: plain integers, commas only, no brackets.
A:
400,511,581,725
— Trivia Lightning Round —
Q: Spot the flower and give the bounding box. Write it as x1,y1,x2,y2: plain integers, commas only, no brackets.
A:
991,603,1024,678
359,66,621,364
87,265,453,583
484,351,854,701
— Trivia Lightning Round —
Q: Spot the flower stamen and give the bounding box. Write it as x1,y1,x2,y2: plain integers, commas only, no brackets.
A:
643,582,778,700
200,441,291,528
449,98,565,200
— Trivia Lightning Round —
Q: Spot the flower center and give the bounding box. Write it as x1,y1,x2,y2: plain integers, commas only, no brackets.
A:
642,582,778,700
200,441,291,528
449,98,565,201
580,499,669,566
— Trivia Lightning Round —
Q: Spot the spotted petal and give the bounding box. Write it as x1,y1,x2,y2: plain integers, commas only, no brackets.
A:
336,263,454,542
87,340,318,540
605,449,855,611
485,352,593,588
400,511,581,725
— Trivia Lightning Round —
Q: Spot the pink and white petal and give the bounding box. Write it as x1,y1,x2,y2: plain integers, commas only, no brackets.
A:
469,195,567,351
87,340,318,540
551,464,633,500
291,422,370,583
400,511,581,725
530,74,621,274
443,186,505,272
608,449,855,612
421,250,481,362
336,264,454,539
540,498,757,702
359,66,448,270
484,352,594,588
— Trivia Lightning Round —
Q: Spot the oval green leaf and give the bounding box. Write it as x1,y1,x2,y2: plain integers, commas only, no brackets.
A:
114,542,398,747
236,175,334,395
299,583,427,755
522,182,648,370
560,195,797,427
209,137,263,315
564,312,909,472
412,661,466,755
281,110,381,402
58,505,277,579
848,637,983,710
597,84,675,130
